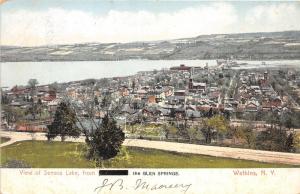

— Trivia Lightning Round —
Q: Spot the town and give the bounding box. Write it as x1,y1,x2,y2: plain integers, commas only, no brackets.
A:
1,61,300,152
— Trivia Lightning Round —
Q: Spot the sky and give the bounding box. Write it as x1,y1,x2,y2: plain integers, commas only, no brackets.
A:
1,0,300,46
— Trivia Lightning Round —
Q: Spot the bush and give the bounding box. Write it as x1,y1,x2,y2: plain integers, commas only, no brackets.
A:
255,128,296,152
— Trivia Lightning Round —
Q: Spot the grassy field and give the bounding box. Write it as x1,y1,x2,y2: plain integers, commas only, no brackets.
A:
126,123,163,136
0,141,297,168
0,137,11,144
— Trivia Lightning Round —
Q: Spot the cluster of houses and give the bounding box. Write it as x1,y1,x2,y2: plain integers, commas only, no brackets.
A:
3,85,58,112
227,71,284,113
1,84,59,131
1,63,300,132
62,64,223,123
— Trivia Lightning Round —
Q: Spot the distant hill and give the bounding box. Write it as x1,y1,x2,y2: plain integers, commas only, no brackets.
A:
1,31,300,62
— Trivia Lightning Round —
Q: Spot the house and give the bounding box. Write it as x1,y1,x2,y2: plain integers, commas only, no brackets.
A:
42,90,57,103
188,79,206,93
148,90,166,103
245,100,259,112
67,89,77,99
10,86,29,95
249,85,261,95
121,104,136,115
261,99,272,111
148,95,156,104
238,84,248,93
174,90,186,96
186,109,201,119
249,73,256,84
48,99,61,112
136,89,148,99
170,64,191,71
16,123,47,132
186,105,201,119
197,104,212,112
208,91,220,102
142,106,161,117
174,105,185,118
166,96,185,105
163,86,173,97
236,104,246,113
270,96,282,107
119,86,129,97
94,90,101,97
158,108,171,117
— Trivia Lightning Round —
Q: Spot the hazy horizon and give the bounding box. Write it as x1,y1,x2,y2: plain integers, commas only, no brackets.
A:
1,30,300,48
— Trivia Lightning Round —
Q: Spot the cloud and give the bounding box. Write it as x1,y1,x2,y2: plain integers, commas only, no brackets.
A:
244,3,300,32
1,2,300,46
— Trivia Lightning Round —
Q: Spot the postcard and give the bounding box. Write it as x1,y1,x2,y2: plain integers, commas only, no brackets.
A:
1,1,300,194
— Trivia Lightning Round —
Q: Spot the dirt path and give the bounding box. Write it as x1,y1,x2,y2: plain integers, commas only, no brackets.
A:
1,131,300,165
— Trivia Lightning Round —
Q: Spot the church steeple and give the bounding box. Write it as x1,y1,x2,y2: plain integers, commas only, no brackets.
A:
189,78,193,90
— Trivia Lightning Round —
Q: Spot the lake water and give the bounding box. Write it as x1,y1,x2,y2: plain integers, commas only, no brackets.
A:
1,59,300,88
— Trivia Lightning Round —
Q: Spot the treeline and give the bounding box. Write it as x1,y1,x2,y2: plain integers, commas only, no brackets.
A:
161,110,299,153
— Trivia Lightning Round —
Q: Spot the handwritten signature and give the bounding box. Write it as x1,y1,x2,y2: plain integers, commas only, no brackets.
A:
94,178,192,194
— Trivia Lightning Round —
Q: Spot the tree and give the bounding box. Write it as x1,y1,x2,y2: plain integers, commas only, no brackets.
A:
256,127,289,152
59,88,126,165
240,124,256,148
201,114,230,144
49,82,59,92
132,80,136,92
99,78,109,87
256,110,298,152
37,98,43,117
132,101,139,110
206,115,229,142
81,79,96,86
186,126,201,143
28,79,39,89
207,107,213,118
2,105,24,125
27,79,39,120
163,124,178,139
285,132,296,153
28,78,39,98
228,126,244,144
94,96,99,106
26,104,38,120
201,123,215,144
101,95,110,110
281,111,297,130
1,94,10,104
264,111,279,129
170,108,176,119
46,101,81,141
86,114,125,166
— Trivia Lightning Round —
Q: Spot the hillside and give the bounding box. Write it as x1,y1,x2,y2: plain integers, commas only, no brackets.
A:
1,31,300,62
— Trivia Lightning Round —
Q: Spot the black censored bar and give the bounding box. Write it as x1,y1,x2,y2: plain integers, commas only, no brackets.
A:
99,170,128,176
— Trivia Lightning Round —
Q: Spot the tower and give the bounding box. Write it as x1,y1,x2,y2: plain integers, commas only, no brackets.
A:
188,78,193,90
264,71,268,81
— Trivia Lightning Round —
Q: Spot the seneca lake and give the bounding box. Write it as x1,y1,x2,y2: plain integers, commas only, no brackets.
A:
1,59,300,88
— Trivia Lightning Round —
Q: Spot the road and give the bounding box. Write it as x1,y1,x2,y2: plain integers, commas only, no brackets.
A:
225,73,237,99
1,131,300,165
